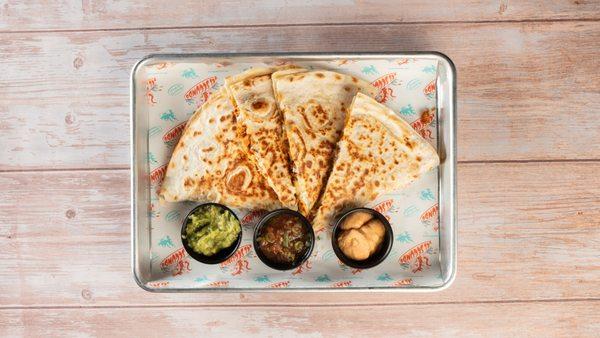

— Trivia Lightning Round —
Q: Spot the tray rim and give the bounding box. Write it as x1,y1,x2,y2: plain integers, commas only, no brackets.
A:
130,52,457,293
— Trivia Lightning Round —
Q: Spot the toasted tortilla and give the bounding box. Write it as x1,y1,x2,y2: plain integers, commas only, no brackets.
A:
312,93,440,230
272,70,378,216
225,66,299,209
159,87,282,210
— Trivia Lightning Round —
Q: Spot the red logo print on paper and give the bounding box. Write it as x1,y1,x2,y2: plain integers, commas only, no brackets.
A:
420,203,439,231
392,278,413,286
220,244,252,276
206,281,230,288
162,121,187,147
372,199,394,220
160,247,191,276
268,281,290,288
292,259,312,275
411,108,435,140
423,79,436,99
371,73,398,104
184,76,217,108
399,241,432,273
150,164,167,187
332,281,352,288
337,260,363,275
147,281,170,288
241,210,268,227
146,77,161,105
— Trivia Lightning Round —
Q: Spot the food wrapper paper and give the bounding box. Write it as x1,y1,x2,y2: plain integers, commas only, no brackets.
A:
139,57,443,289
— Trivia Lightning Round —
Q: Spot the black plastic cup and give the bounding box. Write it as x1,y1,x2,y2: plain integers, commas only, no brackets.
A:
180,203,242,265
332,207,394,269
253,209,315,271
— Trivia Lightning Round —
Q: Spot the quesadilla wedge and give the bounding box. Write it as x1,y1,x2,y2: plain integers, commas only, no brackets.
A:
312,93,440,230
159,87,282,210
272,70,378,216
225,66,299,209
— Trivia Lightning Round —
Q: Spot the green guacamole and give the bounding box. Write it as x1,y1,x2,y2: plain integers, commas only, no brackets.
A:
183,205,241,256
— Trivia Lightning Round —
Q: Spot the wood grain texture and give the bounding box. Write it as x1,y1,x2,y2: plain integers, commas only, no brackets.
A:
0,1,597,335
1,162,598,307
0,0,598,32
1,301,598,337
1,21,599,170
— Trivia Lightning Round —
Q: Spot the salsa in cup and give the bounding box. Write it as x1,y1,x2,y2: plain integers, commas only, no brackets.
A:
253,209,314,270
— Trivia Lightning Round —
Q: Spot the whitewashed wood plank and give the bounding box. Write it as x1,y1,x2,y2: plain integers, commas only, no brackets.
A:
0,0,598,32
1,301,598,337
0,162,598,307
1,22,599,170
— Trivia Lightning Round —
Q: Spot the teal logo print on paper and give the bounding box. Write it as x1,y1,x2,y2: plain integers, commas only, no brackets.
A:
361,65,378,75
406,78,422,90
321,250,336,261
422,65,436,74
255,275,270,283
403,205,419,217
158,236,174,248
146,152,158,165
168,83,185,96
181,68,199,79
377,273,393,281
399,104,416,116
148,126,163,138
165,210,181,222
195,276,209,283
315,274,331,282
396,231,413,243
419,189,435,201
160,109,177,122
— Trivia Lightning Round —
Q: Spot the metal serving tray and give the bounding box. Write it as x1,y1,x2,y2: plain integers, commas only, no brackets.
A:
131,53,456,292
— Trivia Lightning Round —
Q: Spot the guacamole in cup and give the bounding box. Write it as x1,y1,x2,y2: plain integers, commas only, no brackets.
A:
182,204,241,257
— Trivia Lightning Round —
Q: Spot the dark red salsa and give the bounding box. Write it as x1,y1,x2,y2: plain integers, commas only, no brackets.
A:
256,213,311,265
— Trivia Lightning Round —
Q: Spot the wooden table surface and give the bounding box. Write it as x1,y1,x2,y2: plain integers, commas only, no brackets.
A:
1,1,599,336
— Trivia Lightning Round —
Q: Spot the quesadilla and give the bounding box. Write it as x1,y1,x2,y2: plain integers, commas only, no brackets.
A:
159,87,282,210
272,70,378,216
225,66,299,210
312,93,440,230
